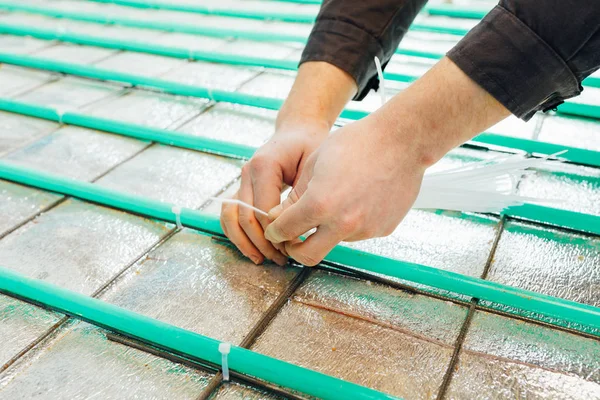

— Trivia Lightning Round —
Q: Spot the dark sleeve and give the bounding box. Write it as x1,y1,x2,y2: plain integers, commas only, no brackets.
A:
447,0,600,121
300,0,428,100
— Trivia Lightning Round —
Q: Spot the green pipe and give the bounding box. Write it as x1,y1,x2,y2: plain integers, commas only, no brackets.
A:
0,2,452,57
472,133,600,168
87,0,318,23
504,203,600,236
423,5,489,19
0,98,257,159
0,267,399,400
0,161,599,334
557,102,600,120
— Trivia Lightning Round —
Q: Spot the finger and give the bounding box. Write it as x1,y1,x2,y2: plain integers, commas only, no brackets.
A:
220,196,264,265
239,168,288,266
250,156,283,230
284,225,341,267
249,158,286,255
264,187,324,244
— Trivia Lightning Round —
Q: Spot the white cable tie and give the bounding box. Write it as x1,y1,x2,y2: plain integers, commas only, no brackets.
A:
207,88,214,102
374,56,386,107
55,106,67,125
171,205,183,229
218,342,231,381
188,48,194,61
209,197,269,217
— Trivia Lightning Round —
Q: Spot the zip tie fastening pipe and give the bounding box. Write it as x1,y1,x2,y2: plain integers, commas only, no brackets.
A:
0,161,598,334
171,206,183,229
219,342,231,381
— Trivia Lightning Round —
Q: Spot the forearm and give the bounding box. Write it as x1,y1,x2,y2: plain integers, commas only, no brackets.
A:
373,57,510,167
276,61,357,133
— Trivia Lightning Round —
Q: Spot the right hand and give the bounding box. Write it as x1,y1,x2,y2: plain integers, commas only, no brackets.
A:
220,121,330,265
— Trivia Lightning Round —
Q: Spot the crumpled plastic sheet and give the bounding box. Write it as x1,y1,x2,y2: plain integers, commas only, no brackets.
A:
447,352,600,399
0,66,54,98
0,294,62,366
0,180,62,235
15,76,122,111
83,91,208,130
486,220,600,307
6,126,147,181
96,144,242,208
0,198,172,295
33,43,117,65
0,111,58,156
0,321,213,399
179,103,277,147
251,269,467,399
539,113,600,152
463,311,600,384
102,230,299,344
517,160,600,216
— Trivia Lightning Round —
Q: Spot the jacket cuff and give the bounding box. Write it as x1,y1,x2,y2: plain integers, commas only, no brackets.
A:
300,18,384,101
447,5,581,121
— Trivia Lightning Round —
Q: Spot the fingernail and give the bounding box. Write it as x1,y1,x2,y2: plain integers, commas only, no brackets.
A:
268,204,283,220
273,253,288,266
249,254,262,265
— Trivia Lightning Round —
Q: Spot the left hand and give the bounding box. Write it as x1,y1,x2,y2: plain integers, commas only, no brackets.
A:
263,114,430,266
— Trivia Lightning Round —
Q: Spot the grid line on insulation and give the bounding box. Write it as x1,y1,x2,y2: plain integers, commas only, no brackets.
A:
436,217,507,399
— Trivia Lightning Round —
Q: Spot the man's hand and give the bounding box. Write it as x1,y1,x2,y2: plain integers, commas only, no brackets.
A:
263,115,428,266
263,57,510,266
220,122,328,266
220,61,357,265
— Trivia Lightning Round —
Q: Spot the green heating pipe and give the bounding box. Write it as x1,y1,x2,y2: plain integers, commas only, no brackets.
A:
0,266,400,400
88,0,491,21
0,1,457,57
0,161,599,334
0,52,598,167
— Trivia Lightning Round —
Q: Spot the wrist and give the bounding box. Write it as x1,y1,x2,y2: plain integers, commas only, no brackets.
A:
275,113,331,140
368,110,438,170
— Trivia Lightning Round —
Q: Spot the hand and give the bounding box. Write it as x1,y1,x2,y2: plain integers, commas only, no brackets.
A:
263,114,429,266
220,121,329,265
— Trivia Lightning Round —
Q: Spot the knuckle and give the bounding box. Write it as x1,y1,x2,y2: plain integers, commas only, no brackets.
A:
249,154,274,174
338,214,359,235
309,196,331,218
